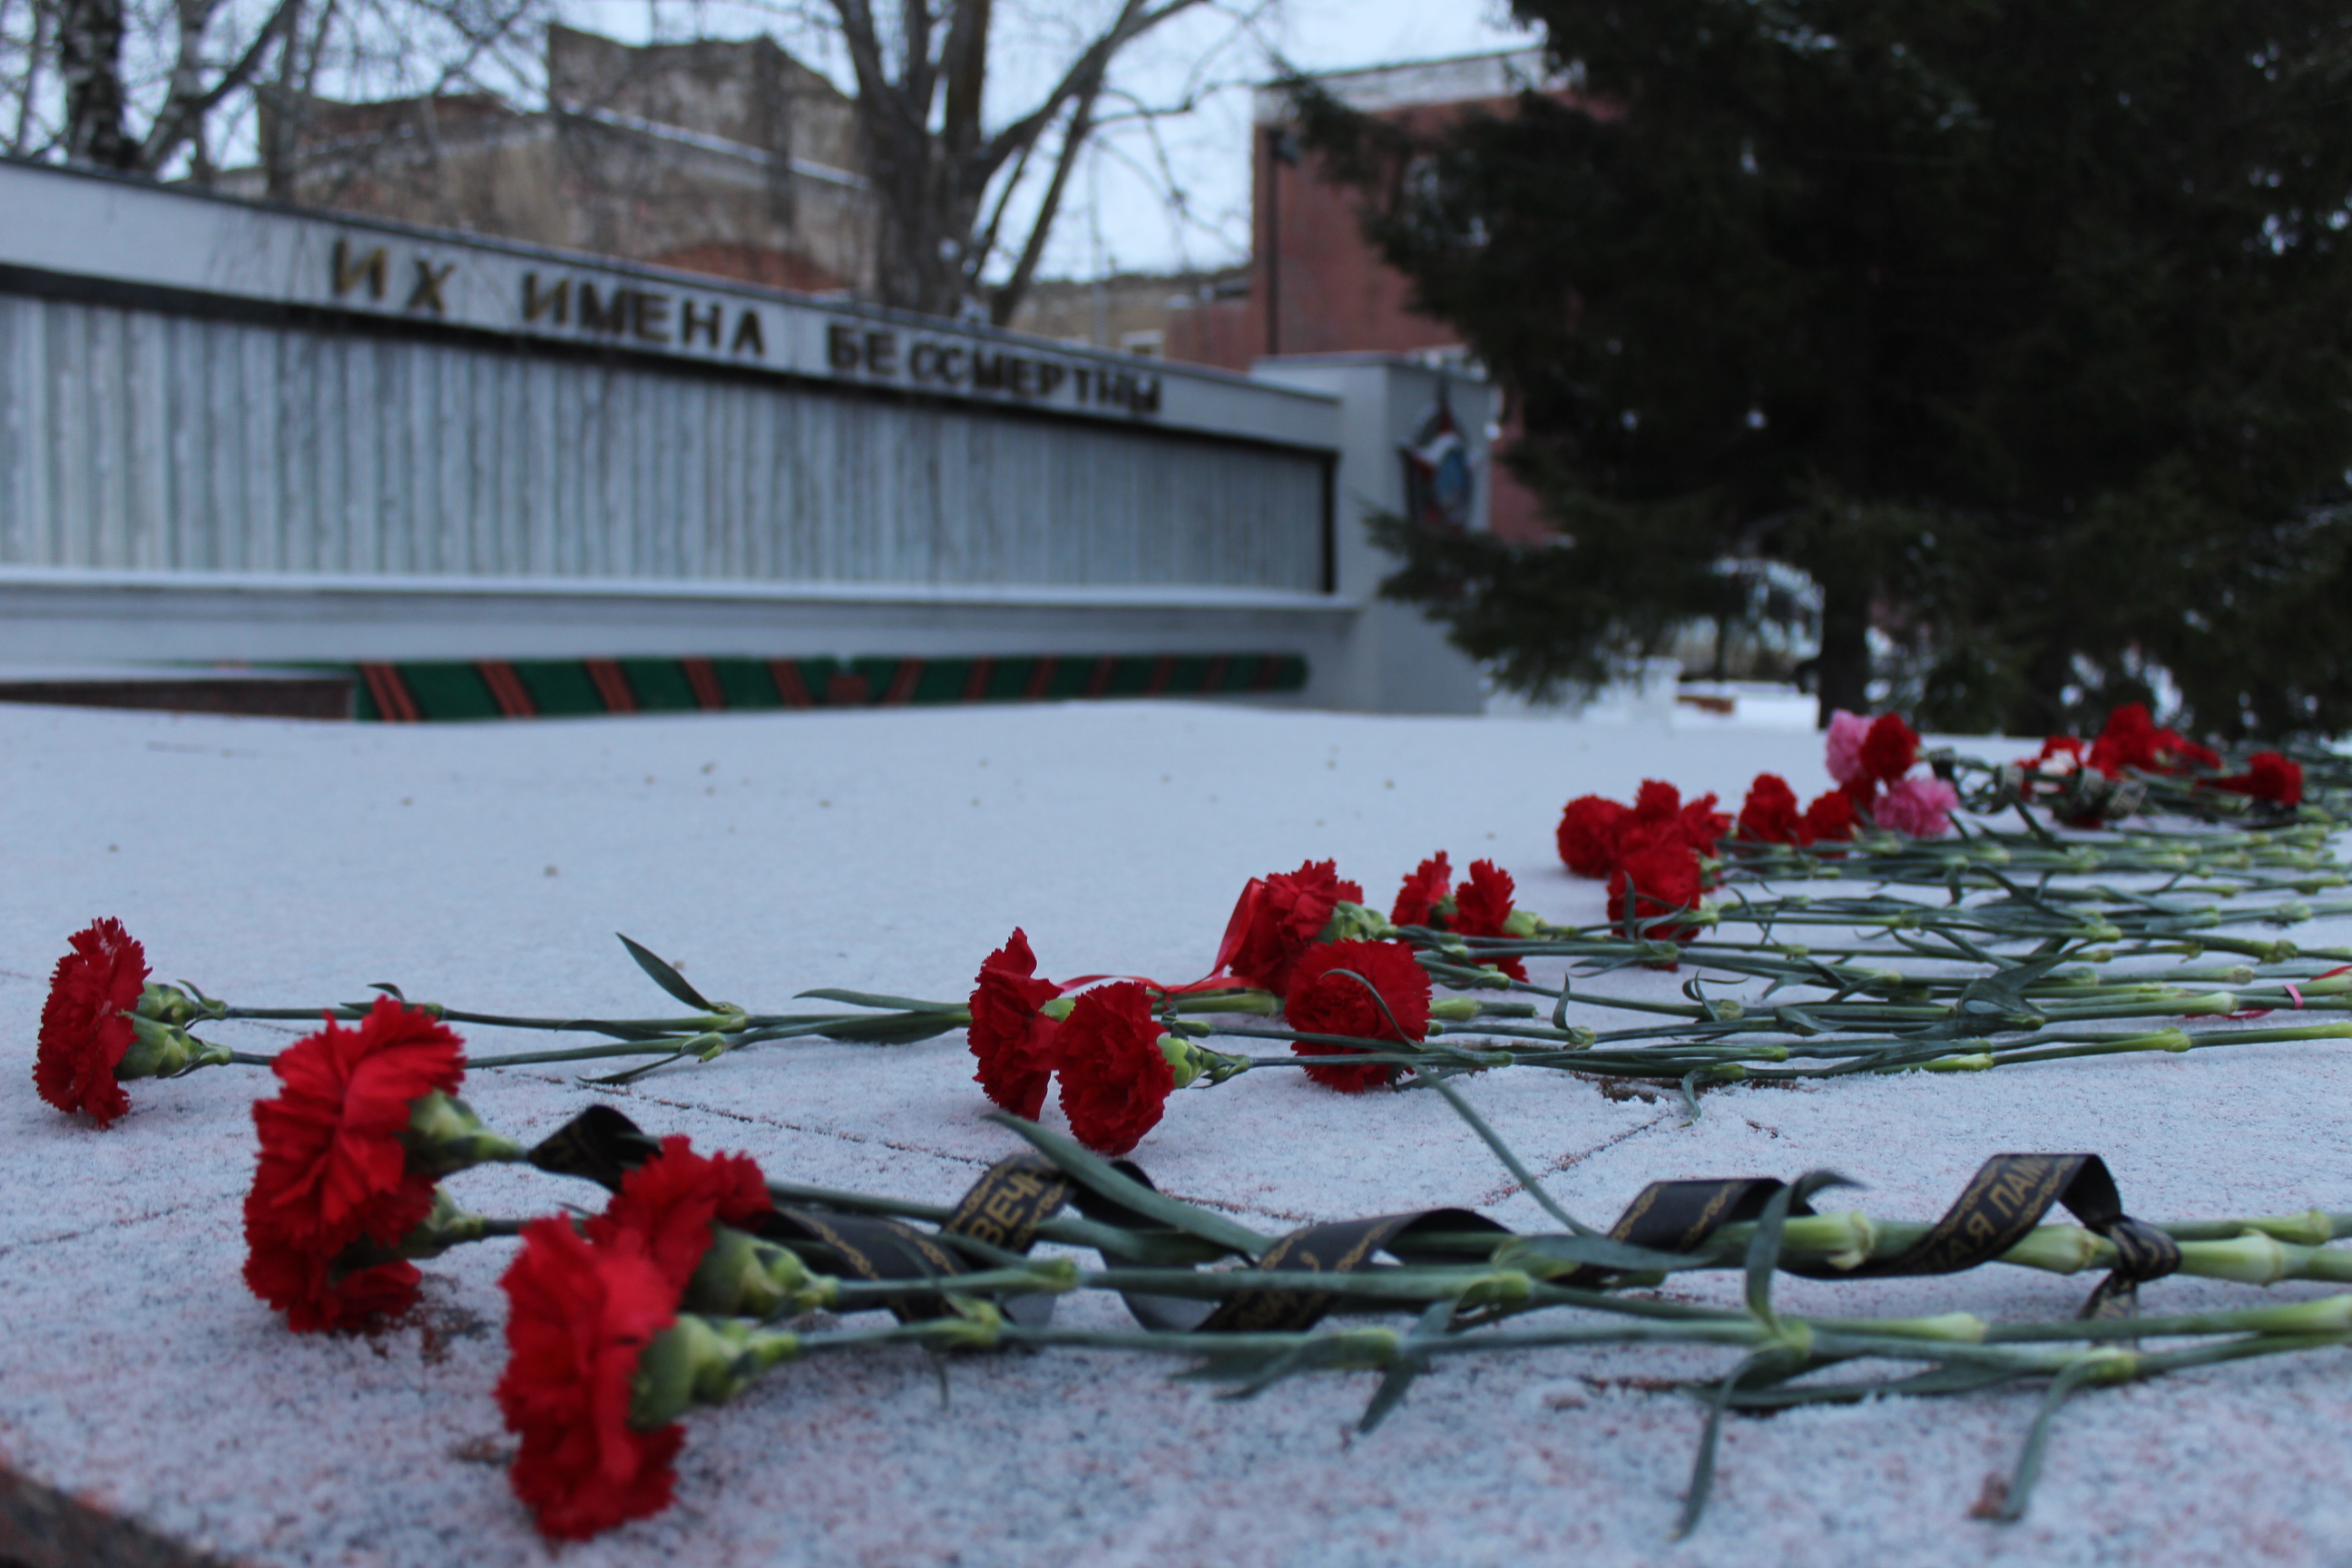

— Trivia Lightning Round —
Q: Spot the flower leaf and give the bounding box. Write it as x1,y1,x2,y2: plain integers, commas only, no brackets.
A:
795,987,965,1013
616,933,715,1011
984,1113,1269,1257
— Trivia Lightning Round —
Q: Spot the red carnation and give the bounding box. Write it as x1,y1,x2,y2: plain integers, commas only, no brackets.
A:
966,928,1063,1120
2212,751,2303,808
242,1232,429,1335
1054,983,1174,1155
2088,703,2220,778
2087,703,2155,776
1801,790,1857,844
1857,712,1922,785
1675,792,1731,856
1738,774,1807,845
1608,840,1706,942
1447,859,1529,980
1389,852,1454,928
497,1219,685,1540
1559,782,1727,884
2171,735,2222,772
1629,779,1725,856
1214,859,1365,995
34,918,149,1127
1556,796,1629,877
242,996,464,1331
1284,940,1431,1093
1629,779,1682,822
585,1136,772,1291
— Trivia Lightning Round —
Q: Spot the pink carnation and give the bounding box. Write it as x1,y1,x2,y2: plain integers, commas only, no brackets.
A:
1823,710,1872,787
1875,776,1960,838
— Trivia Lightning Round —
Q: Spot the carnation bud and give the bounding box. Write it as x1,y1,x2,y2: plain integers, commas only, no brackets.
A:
2182,1230,2289,1286
1501,907,1541,938
114,1014,230,1080
1158,1034,1209,1089
402,1090,524,1176
1040,996,1076,1022
2238,1294,2352,1335
2076,1347,2142,1387
681,1226,838,1318
918,1298,1004,1353
135,982,224,1027
399,1188,496,1259
630,1314,802,1429
1455,1269,1534,1312
321,1187,494,1278
1318,901,1394,945
1813,1209,1877,1272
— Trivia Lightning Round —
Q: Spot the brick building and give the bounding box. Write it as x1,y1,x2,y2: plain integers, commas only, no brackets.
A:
1160,49,1573,542
219,24,874,293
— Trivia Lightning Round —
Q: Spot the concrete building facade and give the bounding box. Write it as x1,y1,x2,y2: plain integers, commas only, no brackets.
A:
0,159,1490,716
220,24,875,295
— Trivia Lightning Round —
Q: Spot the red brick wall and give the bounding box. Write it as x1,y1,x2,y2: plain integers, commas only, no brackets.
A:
1161,104,1555,544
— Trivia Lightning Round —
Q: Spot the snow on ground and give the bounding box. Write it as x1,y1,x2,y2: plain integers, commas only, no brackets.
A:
4,697,2349,1568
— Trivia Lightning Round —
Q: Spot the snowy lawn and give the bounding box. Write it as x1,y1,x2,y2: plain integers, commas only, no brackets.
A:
5,697,2349,1568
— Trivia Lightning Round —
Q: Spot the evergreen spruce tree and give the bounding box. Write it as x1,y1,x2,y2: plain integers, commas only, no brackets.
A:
1295,1,2352,736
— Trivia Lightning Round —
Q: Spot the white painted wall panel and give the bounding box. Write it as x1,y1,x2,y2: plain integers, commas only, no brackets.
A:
0,295,1327,593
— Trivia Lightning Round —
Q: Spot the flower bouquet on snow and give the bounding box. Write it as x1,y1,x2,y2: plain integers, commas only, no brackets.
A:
1974,701,2314,825
211,1005,2352,1547
28,916,971,1129
31,700,2350,1158
956,853,1573,1152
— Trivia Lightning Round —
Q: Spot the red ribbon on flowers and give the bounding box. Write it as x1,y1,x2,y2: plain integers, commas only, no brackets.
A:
2227,964,2347,1021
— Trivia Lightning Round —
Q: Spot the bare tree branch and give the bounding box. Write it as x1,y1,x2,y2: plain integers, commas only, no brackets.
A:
991,87,1096,323
136,0,301,172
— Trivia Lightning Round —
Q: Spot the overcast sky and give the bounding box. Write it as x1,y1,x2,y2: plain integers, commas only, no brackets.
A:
559,0,1541,279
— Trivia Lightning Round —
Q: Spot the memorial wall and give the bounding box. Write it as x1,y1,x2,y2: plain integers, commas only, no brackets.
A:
0,159,1484,714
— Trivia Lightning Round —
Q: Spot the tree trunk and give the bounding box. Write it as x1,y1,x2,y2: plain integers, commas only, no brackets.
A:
256,0,304,198
60,0,132,169
1815,576,1871,727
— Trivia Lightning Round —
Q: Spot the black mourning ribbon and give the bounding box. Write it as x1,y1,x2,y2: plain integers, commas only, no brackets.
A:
1595,1153,2182,1318
526,1111,2180,1328
525,1110,1075,1323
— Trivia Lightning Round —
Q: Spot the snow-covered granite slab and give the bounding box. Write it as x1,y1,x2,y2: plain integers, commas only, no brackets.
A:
5,699,2349,1568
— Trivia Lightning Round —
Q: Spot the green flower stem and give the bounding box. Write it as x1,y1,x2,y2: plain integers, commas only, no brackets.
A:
761,1178,1230,1266
634,1304,1027,1428
1975,1020,2352,1067
1168,991,1282,1016
974,1317,2345,1376
1705,1213,2352,1286
828,1264,1080,1306
737,1162,2352,1303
